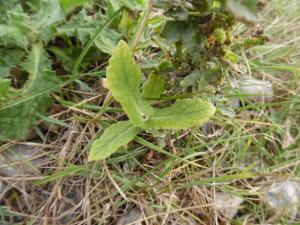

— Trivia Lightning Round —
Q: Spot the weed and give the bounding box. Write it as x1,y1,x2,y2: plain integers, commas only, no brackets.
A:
0,0,299,224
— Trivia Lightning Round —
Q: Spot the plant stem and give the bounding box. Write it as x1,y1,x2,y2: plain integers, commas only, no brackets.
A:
130,0,153,51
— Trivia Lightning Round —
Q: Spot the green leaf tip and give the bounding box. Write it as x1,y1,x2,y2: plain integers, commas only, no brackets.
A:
106,40,153,127
142,74,166,99
145,98,216,130
88,121,142,161
60,0,89,14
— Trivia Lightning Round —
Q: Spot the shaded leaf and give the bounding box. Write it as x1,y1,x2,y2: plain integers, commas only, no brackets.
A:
0,79,21,101
32,0,65,41
0,6,30,48
56,9,96,44
144,98,216,129
119,9,136,36
94,28,123,54
0,49,26,78
0,44,60,141
88,121,142,161
57,9,124,54
142,74,165,99
180,70,201,87
0,0,19,18
161,20,193,43
0,0,65,46
107,40,153,127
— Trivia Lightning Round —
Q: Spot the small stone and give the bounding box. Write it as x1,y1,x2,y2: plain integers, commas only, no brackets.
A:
238,76,274,103
214,192,244,221
0,144,43,178
116,207,142,225
262,181,300,220
228,97,241,109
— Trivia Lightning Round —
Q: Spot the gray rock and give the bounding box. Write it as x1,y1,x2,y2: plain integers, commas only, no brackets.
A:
228,98,241,109
0,144,44,224
214,192,244,221
238,76,274,103
262,181,300,220
0,144,43,177
116,207,142,225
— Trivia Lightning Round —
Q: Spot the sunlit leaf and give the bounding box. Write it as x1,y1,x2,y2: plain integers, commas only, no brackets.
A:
88,121,142,161
121,0,147,11
144,98,216,129
106,40,153,127
60,0,90,14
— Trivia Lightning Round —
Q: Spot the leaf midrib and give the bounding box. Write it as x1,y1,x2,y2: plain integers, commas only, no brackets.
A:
149,109,206,121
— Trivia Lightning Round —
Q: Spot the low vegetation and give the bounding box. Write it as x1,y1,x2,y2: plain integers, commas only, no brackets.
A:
0,0,299,224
